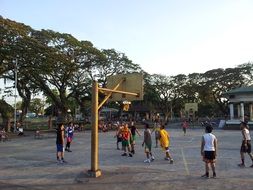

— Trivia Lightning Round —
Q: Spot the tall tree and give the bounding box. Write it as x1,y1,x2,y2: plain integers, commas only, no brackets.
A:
29,98,45,116
149,74,174,121
0,16,45,122
0,100,13,131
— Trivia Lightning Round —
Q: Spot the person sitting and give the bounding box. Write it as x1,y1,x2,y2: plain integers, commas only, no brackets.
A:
0,128,8,142
34,127,43,139
102,124,108,132
18,126,24,136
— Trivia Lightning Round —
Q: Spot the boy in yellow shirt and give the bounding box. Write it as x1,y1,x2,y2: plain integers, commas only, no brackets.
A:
159,124,174,164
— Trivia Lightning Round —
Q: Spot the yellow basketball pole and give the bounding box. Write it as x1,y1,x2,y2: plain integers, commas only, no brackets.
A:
88,81,101,177
88,80,139,178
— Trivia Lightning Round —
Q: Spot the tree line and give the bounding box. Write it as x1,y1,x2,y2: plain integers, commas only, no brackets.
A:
1,16,253,129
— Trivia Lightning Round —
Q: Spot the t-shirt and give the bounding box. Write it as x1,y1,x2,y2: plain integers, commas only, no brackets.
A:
242,128,251,141
182,122,188,128
159,129,169,148
130,125,136,136
121,128,131,141
203,133,216,151
66,126,74,138
144,129,152,145
56,128,64,145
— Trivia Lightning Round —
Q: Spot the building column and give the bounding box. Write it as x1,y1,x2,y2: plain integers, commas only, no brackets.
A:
250,104,253,121
240,102,245,121
229,103,234,120
237,104,241,119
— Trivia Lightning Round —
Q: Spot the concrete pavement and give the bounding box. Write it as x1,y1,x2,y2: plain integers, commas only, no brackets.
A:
0,127,253,190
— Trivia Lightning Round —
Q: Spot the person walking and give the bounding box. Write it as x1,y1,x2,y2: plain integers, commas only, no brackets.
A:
159,124,174,164
65,122,74,152
56,123,66,164
238,120,253,167
142,123,154,163
201,124,217,178
182,120,189,136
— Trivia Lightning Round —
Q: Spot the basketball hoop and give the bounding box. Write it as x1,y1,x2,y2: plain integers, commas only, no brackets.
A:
122,100,131,111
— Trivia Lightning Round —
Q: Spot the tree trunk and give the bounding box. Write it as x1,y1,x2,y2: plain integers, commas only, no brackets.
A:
3,117,11,132
48,116,52,129
0,100,14,132
19,100,29,123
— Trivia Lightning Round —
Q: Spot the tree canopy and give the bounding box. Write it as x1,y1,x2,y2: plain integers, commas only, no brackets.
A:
1,16,253,125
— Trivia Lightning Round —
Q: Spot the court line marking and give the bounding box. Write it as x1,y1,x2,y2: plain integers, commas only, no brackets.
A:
173,137,195,143
181,148,190,175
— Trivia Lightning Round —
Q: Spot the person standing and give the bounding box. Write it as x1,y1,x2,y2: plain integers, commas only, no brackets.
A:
201,124,217,178
151,122,160,148
114,123,123,150
182,120,189,136
56,123,66,164
65,122,74,152
238,121,253,167
142,123,154,163
120,123,133,157
159,124,174,164
129,121,141,154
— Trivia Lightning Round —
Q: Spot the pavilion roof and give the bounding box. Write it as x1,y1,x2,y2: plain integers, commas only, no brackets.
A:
223,86,253,96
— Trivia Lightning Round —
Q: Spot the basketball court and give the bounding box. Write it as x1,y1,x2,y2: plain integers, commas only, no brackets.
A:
0,128,253,190
1,73,252,189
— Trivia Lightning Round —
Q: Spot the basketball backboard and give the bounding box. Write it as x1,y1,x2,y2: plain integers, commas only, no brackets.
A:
106,73,144,101
185,103,198,112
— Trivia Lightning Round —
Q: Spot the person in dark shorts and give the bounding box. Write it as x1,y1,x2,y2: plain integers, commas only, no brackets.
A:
142,123,154,163
115,123,123,150
201,124,217,178
238,120,253,167
129,121,141,154
56,123,66,164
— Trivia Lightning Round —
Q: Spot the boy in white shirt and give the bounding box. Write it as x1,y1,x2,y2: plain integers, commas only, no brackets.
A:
201,124,217,178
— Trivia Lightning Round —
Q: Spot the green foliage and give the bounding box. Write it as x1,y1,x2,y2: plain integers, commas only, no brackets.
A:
1,16,253,120
1,17,143,121
29,98,45,115
0,99,13,118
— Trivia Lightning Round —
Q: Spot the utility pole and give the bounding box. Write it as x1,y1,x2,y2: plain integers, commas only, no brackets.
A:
14,58,17,132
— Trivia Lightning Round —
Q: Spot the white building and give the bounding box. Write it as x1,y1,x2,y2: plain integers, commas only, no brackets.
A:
223,86,253,127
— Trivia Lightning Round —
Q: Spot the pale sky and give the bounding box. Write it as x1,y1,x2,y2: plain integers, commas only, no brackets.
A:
1,0,253,76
